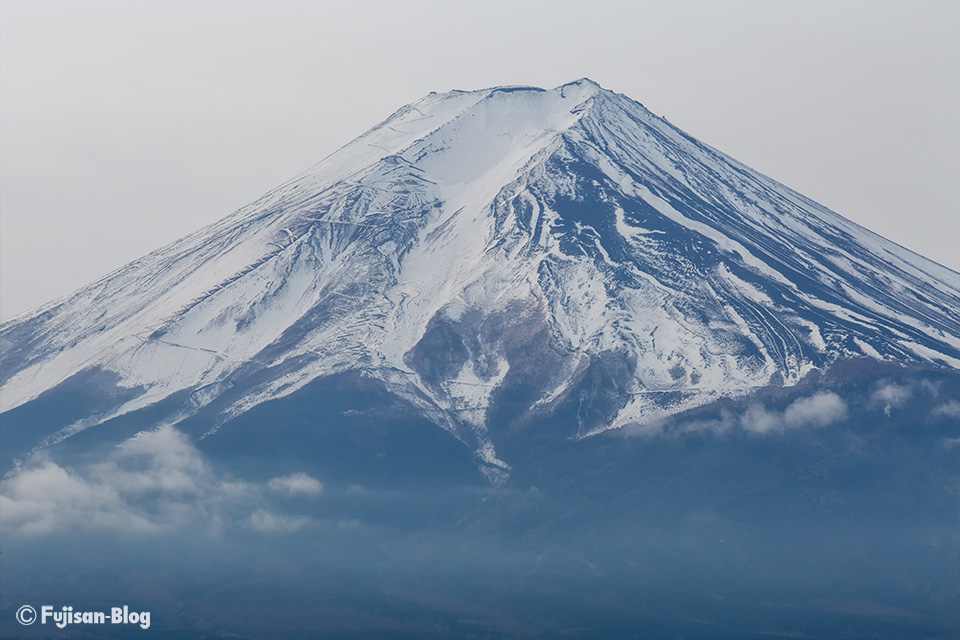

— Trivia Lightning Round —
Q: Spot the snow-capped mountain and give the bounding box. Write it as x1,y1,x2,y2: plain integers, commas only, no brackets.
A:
2,79,957,477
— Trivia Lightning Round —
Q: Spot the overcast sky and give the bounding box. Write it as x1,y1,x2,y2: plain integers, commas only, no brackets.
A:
1,0,958,320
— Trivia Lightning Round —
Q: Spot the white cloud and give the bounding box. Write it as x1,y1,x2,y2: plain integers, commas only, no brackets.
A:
872,382,912,415
679,410,737,436
740,404,783,435
932,400,960,419
89,425,213,498
620,419,667,438
920,380,943,397
0,460,155,536
632,392,848,437
782,392,849,429
741,392,848,435
249,509,311,533
268,472,323,497
0,425,319,536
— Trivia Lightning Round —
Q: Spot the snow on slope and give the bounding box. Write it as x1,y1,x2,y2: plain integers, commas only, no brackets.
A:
1,79,957,468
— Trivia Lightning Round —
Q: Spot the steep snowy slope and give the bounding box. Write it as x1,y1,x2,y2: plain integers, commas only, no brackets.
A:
1,79,957,474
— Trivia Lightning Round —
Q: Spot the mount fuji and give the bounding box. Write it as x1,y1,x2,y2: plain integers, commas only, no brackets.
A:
1,79,957,638
1,78,956,476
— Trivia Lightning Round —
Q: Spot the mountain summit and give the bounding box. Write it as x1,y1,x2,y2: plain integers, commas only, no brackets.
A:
1,79,957,477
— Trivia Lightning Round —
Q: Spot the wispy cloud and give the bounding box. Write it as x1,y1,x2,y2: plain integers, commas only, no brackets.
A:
625,392,848,438
932,400,960,419
741,392,848,435
872,382,912,415
679,410,738,436
783,392,849,429
0,425,323,536
268,472,323,497
0,460,157,536
250,509,312,533
941,437,960,450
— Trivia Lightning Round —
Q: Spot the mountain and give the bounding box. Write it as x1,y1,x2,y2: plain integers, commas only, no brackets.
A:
2,79,958,639
1,78,956,478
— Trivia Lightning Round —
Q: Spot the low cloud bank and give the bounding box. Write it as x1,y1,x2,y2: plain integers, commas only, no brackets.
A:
0,425,322,536
742,392,849,435
626,391,848,437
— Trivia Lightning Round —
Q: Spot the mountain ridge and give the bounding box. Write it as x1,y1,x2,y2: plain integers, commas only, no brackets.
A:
1,78,957,478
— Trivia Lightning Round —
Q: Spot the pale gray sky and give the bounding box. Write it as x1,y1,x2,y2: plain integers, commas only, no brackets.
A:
2,0,958,320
